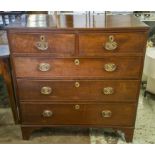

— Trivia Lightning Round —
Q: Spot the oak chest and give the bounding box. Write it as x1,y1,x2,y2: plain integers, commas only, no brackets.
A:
7,13,149,142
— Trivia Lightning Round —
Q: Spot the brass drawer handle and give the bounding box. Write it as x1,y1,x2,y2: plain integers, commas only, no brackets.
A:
41,86,52,95
74,59,80,65
104,35,117,51
74,104,80,110
103,87,114,95
101,110,112,118
42,110,53,117
75,82,80,88
35,35,48,51
104,63,117,72
38,63,51,72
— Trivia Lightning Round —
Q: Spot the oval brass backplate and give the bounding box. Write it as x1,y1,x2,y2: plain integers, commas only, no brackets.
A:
42,110,53,117
104,63,117,72
101,110,112,118
38,63,51,72
41,86,52,95
103,87,114,95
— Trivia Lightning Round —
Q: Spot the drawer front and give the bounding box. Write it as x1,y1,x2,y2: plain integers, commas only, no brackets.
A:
9,33,75,56
79,33,146,56
17,80,139,102
21,103,136,126
13,57,142,79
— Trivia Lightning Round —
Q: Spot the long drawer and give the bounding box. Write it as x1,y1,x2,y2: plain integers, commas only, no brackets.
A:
17,79,139,102
79,32,146,56
21,103,136,126
9,33,75,56
13,57,142,79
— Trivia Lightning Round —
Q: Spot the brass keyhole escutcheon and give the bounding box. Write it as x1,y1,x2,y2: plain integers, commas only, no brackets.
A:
41,86,52,95
74,59,80,65
40,35,45,41
75,82,80,88
104,35,117,51
74,104,80,110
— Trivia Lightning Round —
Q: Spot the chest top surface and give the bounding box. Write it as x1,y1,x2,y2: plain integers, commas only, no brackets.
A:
6,13,149,31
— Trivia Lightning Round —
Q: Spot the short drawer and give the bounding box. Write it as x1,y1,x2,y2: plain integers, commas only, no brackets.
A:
79,32,146,56
9,33,75,56
13,57,142,79
21,103,136,126
17,80,139,102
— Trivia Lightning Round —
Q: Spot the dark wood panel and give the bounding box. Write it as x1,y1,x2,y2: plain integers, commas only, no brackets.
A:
13,57,142,79
0,58,19,124
17,79,139,102
9,33,75,56
21,103,136,126
79,32,147,56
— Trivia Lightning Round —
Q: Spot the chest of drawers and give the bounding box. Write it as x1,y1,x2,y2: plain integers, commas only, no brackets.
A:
7,14,149,142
